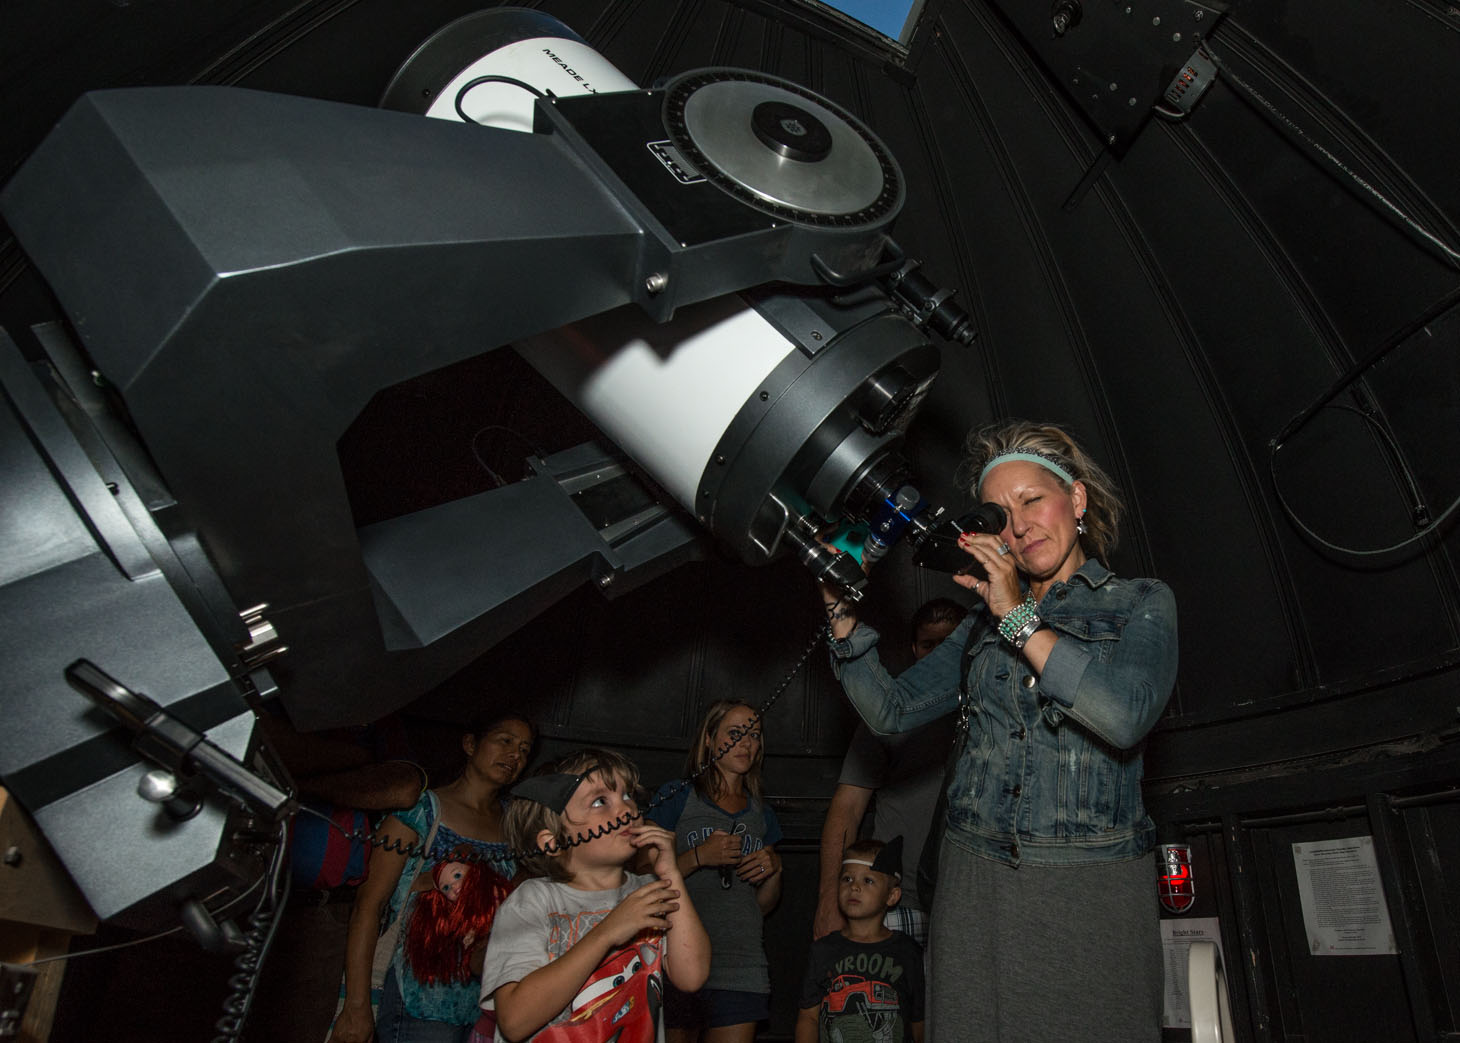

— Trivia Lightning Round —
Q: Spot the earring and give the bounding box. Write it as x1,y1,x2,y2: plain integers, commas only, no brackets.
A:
1077,509,1087,536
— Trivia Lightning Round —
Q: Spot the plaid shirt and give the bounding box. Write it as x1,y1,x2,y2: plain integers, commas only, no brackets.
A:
884,905,930,949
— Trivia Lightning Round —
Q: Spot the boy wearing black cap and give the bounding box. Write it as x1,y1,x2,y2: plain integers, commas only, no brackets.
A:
480,749,710,1041
795,837,925,1043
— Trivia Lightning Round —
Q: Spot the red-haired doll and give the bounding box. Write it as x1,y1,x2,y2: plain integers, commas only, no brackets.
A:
405,851,512,986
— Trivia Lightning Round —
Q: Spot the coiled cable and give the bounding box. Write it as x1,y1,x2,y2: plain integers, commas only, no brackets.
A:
211,818,291,1043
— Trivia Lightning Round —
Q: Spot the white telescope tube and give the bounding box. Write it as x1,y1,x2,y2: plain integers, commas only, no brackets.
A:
424,35,636,128
516,297,795,512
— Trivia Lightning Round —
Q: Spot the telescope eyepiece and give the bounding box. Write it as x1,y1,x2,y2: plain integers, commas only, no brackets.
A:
958,502,1006,535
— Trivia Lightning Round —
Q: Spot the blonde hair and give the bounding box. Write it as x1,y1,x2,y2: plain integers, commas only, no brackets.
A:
684,700,765,805
504,747,642,882
958,420,1123,564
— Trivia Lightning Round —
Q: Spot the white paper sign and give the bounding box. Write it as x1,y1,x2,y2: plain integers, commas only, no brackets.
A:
1160,916,1223,1028
1292,835,1397,955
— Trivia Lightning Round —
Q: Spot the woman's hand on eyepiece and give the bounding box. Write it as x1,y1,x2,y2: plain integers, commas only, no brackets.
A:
953,531,1022,618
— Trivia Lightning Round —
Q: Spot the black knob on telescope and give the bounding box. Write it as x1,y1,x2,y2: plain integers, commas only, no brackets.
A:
137,769,204,822
751,101,833,162
958,502,1006,534
1051,0,1083,36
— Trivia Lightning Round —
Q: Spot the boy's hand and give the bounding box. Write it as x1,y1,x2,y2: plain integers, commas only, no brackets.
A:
595,877,682,947
628,823,681,880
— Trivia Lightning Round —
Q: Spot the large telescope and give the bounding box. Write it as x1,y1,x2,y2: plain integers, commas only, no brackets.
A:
383,9,963,596
0,8,971,928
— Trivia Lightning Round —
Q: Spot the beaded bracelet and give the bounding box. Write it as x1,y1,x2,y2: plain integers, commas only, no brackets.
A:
997,593,1039,646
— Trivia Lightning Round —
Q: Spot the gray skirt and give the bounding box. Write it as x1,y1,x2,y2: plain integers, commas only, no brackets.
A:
926,838,1162,1043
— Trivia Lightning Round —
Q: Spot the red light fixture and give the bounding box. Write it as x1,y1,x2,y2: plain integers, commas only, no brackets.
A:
1158,842,1196,914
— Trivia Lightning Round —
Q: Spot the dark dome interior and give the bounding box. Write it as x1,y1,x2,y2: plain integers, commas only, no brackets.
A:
3,2,1458,1040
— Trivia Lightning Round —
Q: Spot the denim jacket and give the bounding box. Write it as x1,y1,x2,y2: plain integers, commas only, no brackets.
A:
830,560,1177,867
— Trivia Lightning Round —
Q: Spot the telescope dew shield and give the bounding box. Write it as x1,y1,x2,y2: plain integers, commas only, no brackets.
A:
516,296,791,513
380,8,637,126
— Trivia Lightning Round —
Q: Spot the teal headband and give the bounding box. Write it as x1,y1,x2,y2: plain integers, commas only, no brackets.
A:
978,450,1075,490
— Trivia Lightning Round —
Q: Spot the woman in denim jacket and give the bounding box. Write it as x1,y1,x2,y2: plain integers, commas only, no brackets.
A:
822,420,1177,1042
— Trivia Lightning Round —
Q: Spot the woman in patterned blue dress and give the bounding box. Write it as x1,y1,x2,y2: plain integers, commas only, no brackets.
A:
331,712,535,1043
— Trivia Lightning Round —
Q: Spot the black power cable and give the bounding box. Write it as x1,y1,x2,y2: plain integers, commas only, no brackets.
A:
1268,284,1460,560
453,75,551,126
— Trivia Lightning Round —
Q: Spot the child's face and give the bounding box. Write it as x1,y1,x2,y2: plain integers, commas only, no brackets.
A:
559,770,639,869
912,619,959,660
838,862,900,922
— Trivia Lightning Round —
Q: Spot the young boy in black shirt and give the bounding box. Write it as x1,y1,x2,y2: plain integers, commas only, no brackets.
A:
796,836,925,1043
